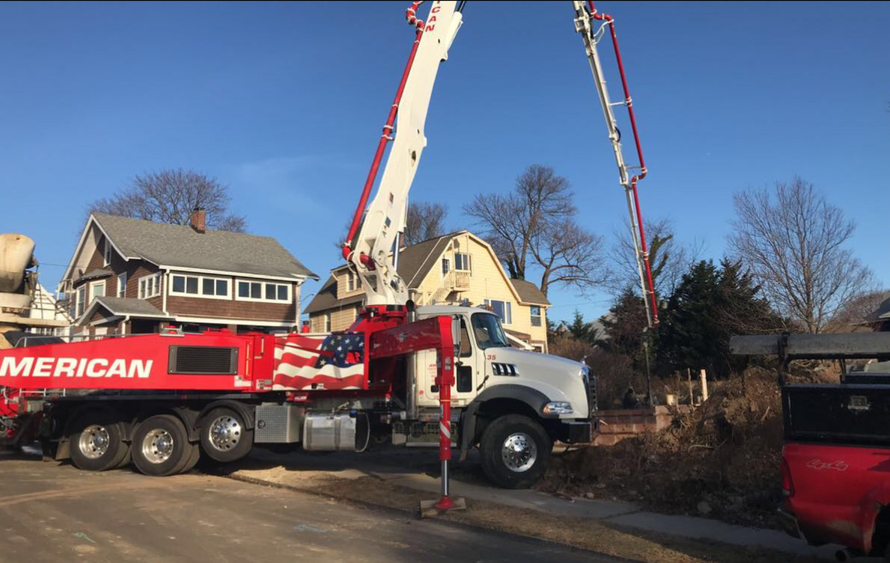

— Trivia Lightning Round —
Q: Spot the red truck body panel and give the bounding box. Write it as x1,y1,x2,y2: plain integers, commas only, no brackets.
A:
784,442,890,553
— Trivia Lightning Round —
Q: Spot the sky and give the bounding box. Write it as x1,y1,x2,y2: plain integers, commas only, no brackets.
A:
1,1,888,325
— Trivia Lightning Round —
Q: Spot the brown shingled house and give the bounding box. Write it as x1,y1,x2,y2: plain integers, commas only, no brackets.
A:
305,231,551,352
58,212,317,337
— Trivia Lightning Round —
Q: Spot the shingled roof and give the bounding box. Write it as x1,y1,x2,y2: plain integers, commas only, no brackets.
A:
510,278,551,306
305,231,551,314
92,213,317,280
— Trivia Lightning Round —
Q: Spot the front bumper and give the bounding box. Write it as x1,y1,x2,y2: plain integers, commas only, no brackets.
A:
777,508,802,539
563,421,592,444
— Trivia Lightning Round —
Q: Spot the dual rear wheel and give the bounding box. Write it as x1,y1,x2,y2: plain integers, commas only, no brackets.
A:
68,407,252,476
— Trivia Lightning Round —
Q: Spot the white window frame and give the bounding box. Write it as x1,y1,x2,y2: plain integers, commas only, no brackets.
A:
454,252,472,272
235,279,292,303
324,313,331,333
138,273,162,299
76,286,86,318
169,273,232,300
530,306,542,327
441,257,450,276
90,280,106,302
117,273,127,298
103,239,112,266
347,271,356,292
484,299,513,325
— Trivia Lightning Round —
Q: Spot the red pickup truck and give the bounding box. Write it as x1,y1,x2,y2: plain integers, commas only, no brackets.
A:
732,333,890,561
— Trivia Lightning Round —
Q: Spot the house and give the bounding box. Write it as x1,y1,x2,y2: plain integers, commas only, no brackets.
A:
26,283,72,338
58,211,317,337
865,292,890,332
305,231,551,352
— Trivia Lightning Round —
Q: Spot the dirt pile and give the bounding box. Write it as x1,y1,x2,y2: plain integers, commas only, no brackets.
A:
539,369,787,528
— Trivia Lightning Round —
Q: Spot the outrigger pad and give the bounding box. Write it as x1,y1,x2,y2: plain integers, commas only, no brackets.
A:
419,497,467,518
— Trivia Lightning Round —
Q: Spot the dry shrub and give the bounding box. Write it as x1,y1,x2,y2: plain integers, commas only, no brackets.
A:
539,368,787,528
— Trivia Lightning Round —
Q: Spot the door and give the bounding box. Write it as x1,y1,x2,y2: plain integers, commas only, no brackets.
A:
416,315,481,408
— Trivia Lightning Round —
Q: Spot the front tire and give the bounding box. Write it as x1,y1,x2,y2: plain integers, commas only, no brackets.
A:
68,415,128,472
131,415,191,476
199,408,253,464
480,414,551,489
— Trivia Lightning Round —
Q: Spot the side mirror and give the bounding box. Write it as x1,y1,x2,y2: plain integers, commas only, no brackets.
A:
452,315,462,359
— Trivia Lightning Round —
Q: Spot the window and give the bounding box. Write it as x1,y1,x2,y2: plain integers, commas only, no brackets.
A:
324,313,331,333
170,274,230,299
484,299,512,325
442,258,450,275
90,281,105,301
117,273,127,298
454,252,471,272
236,279,290,303
347,271,356,292
103,239,112,266
471,313,510,350
76,286,86,318
530,306,542,327
138,273,162,299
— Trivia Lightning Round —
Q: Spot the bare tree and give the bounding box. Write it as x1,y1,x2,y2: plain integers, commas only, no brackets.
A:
464,165,575,280
531,218,606,296
89,169,247,232
606,217,701,298
404,201,448,245
728,178,875,333
825,289,888,332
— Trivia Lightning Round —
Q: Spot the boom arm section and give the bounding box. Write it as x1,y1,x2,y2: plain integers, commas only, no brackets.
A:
343,1,463,307
573,1,659,327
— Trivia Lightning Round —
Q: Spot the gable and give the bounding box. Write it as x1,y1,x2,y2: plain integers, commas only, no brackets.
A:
61,214,317,293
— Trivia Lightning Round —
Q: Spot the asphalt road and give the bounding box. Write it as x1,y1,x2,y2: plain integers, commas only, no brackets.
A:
0,452,616,563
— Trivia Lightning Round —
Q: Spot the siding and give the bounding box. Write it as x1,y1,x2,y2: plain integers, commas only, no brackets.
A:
416,235,549,350
70,226,298,327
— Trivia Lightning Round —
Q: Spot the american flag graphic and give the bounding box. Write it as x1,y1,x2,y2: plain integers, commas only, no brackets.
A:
272,333,366,391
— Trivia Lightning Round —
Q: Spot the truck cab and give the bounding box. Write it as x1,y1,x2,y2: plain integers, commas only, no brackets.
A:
407,305,594,488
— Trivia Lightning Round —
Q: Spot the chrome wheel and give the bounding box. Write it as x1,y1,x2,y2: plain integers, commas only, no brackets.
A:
501,432,538,473
208,415,242,452
142,429,175,464
78,425,110,460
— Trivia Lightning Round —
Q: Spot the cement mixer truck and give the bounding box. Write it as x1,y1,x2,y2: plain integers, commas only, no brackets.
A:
0,234,68,446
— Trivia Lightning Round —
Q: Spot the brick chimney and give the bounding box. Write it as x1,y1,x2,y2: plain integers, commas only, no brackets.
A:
190,207,206,234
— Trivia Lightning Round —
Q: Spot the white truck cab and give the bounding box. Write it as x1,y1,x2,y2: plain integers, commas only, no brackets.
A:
406,305,595,488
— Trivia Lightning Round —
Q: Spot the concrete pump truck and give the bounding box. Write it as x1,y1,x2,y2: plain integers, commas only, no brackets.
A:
0,1,655,490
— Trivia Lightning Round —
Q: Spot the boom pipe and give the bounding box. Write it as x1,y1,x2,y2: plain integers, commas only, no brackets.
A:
342,6,427,262
587,0,659,327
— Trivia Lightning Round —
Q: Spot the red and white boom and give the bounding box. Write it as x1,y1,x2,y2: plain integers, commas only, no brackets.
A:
342,1,658,326
573,0,659,327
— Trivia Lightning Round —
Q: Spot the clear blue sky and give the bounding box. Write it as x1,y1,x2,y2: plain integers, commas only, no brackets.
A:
1,1,888,325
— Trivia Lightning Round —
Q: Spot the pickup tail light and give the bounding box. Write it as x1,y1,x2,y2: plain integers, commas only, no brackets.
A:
782,458,795,498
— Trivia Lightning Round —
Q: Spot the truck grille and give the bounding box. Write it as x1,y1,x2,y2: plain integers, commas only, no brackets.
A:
584,371,598,415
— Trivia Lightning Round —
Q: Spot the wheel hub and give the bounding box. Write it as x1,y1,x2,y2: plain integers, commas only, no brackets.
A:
208,415,241,452
142,429,175,464
501,432,538,473
78,425,110,460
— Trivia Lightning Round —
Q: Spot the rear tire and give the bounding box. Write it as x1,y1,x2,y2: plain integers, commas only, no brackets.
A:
131,415,190,477
180,442,201,473
479,414,551,489
199,408,253,463
68,415,127,472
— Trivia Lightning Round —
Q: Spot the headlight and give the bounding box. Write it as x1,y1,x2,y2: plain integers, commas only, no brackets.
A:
542,401,574,415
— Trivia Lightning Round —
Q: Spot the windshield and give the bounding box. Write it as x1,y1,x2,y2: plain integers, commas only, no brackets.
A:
471,313,510,350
